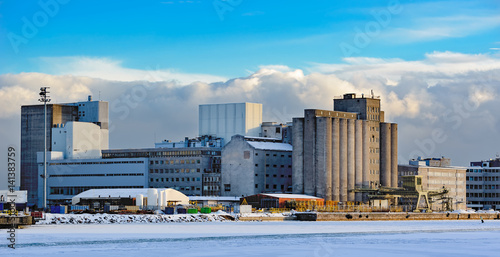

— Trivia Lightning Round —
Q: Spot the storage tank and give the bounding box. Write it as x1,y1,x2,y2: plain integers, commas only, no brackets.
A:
147,189,158,208
162,190,168,207
136,194,144,207
158,190,164,208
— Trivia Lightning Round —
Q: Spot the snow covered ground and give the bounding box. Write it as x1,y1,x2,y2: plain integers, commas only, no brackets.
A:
5,220,500,256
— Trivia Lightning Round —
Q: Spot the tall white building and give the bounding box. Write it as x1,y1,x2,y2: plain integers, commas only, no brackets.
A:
199,103,262,145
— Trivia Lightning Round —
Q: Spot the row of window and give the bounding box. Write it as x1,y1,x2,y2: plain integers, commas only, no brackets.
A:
466,176,500,181
467,184,500,190
49,161,145,166
255,174,291,178
466,193,500,198
467,169,500,173
255,164,292,168
150,159,201,165
203,177,220,182
50,173,144,178
103,150,220,159
150,177,201,182
150,168,201,173
261,184,288,190
256,153,292,158
50,185,143,195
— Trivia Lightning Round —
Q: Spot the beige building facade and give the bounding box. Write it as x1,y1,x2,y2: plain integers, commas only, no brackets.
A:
398,160,466,211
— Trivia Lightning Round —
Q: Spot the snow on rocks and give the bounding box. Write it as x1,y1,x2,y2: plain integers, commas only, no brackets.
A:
37,213,232,225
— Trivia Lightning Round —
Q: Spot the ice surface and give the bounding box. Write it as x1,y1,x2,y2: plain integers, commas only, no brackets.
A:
5,220,500,256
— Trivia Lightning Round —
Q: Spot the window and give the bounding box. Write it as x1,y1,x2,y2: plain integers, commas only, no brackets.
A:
255,164,259,167
244,151,250,159
273,184,277,189
266,184,269,189
255,174,258,176
224,184,231,192
255,184,258,188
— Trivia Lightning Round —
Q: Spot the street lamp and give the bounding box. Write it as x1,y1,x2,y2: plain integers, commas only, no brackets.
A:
39,87,50,210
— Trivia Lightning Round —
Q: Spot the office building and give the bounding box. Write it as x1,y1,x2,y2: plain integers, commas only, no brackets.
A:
221,135,293,197
292,93,398,202
466,157,500,210
260,121,292,144
102,147,222,196
398,157,466,211
199,103,262,145
21,96,108,206
39,155,148,205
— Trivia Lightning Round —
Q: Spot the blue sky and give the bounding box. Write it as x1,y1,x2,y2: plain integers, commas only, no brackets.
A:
1,0,500,173
1,0,499,77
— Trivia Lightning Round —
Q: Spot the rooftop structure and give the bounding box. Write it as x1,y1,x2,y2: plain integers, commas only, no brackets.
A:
199,102,262,146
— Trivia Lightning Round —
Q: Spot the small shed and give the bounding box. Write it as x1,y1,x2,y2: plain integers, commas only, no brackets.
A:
243,193,324,209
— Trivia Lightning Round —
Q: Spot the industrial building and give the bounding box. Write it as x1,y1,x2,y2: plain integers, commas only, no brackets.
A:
398,157,467,211
221,135,293,197
292,93,398,202
243,193,324,209
260,121,292,144
155,135,224,148
40,155,149,205
199,102,263,146
466,157,500,210
21,96,108,206
102,147,222,196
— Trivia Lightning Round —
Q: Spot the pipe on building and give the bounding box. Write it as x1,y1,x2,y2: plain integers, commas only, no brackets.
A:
339,118,348,202
347,119,355,201
380,123,391,187
303,113,316,196
292,118,304,194
331,118,340,201
355,120,363,202
362,121,369,189
391,123,398,187
315,117,332,200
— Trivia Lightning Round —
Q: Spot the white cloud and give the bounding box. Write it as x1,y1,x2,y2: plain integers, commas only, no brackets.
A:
383,15,500,43
36,56,228,85
1,51,500,169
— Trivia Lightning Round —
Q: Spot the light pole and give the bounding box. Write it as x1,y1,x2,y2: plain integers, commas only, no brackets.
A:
39,87,50,210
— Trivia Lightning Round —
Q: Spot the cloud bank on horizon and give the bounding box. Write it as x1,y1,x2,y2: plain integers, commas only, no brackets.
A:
1,51,499,168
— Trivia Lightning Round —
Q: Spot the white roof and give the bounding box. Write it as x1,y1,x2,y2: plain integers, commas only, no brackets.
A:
260,193,322,199
74,188,169,199
247,141,292,151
